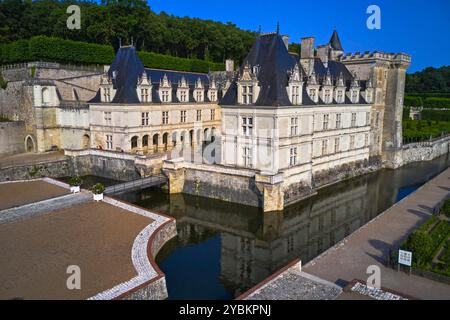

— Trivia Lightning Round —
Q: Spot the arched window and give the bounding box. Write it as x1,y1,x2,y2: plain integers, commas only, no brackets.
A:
131,136,138,150
42,87,50,105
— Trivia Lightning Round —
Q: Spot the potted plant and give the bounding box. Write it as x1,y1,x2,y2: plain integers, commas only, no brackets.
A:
69,176,82,193
92,183,105,201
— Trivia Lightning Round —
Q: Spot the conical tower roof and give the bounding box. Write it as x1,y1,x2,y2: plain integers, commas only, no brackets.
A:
329,29,344,52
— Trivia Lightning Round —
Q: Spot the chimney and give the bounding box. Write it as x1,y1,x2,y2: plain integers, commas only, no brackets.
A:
317,45,329,67
225,59,234,72
300,37,315,59
282,35,289,50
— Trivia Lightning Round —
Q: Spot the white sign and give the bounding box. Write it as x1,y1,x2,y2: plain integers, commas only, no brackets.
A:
398,250,412,267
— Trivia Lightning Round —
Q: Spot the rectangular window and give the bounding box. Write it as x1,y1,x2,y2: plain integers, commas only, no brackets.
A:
162,111,169,125
141,112,149,126
334,137,340,153
350,135,355,149
243,85,253,105
351,91,358,103
324,89,331,103
242,117,253,136
290,117,298,136
291,86,300,104
351,113,357,127
180,110,186,123
309,88,316,100
242,147,252,167
336,113,342,129
323,114,329,131
106,135,113,149
337,90,343,103
366,112,370,126
196,110,202,121
321,140,328,156
180,90,187,102
290,147,297,166
104,88,111,102
365,133,369,146
162,90,169,102
140,88,149,102
211,109,215,121
210,91,216,102
104,112,112,125
196,91,203,102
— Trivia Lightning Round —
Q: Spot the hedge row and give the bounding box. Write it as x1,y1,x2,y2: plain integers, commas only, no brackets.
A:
421,109,450,122
0,36,224,73
404,96,450,109
403,119,450,140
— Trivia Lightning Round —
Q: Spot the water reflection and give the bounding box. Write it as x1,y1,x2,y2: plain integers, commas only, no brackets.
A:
118,154,450,299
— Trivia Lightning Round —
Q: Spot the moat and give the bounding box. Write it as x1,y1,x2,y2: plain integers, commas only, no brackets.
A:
117,155,450,300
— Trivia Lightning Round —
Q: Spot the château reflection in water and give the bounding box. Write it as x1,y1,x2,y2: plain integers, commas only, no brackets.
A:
118,154,450,299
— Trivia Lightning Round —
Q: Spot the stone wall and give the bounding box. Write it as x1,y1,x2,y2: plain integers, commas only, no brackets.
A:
401,135,450,166
0,121,26,155
0,159,71,181
182,165,261,207
313,157,382,190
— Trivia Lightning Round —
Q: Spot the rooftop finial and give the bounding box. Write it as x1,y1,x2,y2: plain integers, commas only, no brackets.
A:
276,22,280,35
258,25,262,35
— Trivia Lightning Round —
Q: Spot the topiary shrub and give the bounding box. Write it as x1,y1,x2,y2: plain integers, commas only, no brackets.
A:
92,183,105,195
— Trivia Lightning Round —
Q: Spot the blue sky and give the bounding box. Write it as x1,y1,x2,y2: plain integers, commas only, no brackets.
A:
148,0,450,73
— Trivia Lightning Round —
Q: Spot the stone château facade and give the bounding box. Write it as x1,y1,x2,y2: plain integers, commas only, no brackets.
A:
0,29,411,211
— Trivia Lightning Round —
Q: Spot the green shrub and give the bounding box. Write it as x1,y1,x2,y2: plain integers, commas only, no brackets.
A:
421,109,450,122
92,183,105,195
0,71,7,89
404,96,423,107
0,36,224,74
403,231,434,268
69,176,82,187
423,97,450,109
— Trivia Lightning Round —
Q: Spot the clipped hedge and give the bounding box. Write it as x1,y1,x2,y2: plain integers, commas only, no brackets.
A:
422,97,450,109
0,36,224,73
421,109,450,122
404,96,423,107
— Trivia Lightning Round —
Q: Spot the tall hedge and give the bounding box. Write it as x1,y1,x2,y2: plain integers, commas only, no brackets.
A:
0,36,224,73
421,109,450,122
404,96,423,107
422,97,450,109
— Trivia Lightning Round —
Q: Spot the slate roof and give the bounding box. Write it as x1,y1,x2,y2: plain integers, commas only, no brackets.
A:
221,32,362,107
329,29,344,51
89,46,218,104
221,33,297,106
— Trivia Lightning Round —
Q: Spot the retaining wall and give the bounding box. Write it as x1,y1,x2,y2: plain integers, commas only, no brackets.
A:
401,135,450,166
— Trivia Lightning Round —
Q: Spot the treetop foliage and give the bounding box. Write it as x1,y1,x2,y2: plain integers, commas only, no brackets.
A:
0,0,257,64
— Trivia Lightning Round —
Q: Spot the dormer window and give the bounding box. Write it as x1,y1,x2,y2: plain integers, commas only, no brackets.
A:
210,91,216,102
159,74,172,103
103,88,111,102
180,90,187,102
161,90,170,102
243,85,253,104
287,63,303,105
351,91,358,103
177,76,189,103
336,90,344,103
324,89,331,104
238,62,259,105
309,89,316,100
140,88,149,102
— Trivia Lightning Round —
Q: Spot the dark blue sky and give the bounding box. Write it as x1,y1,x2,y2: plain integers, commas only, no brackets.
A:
149,0,450,73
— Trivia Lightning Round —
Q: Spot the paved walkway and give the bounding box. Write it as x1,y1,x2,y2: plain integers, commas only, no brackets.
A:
0,180,69,210
0,151,66,169
303,167,450,300
0,201,152,300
